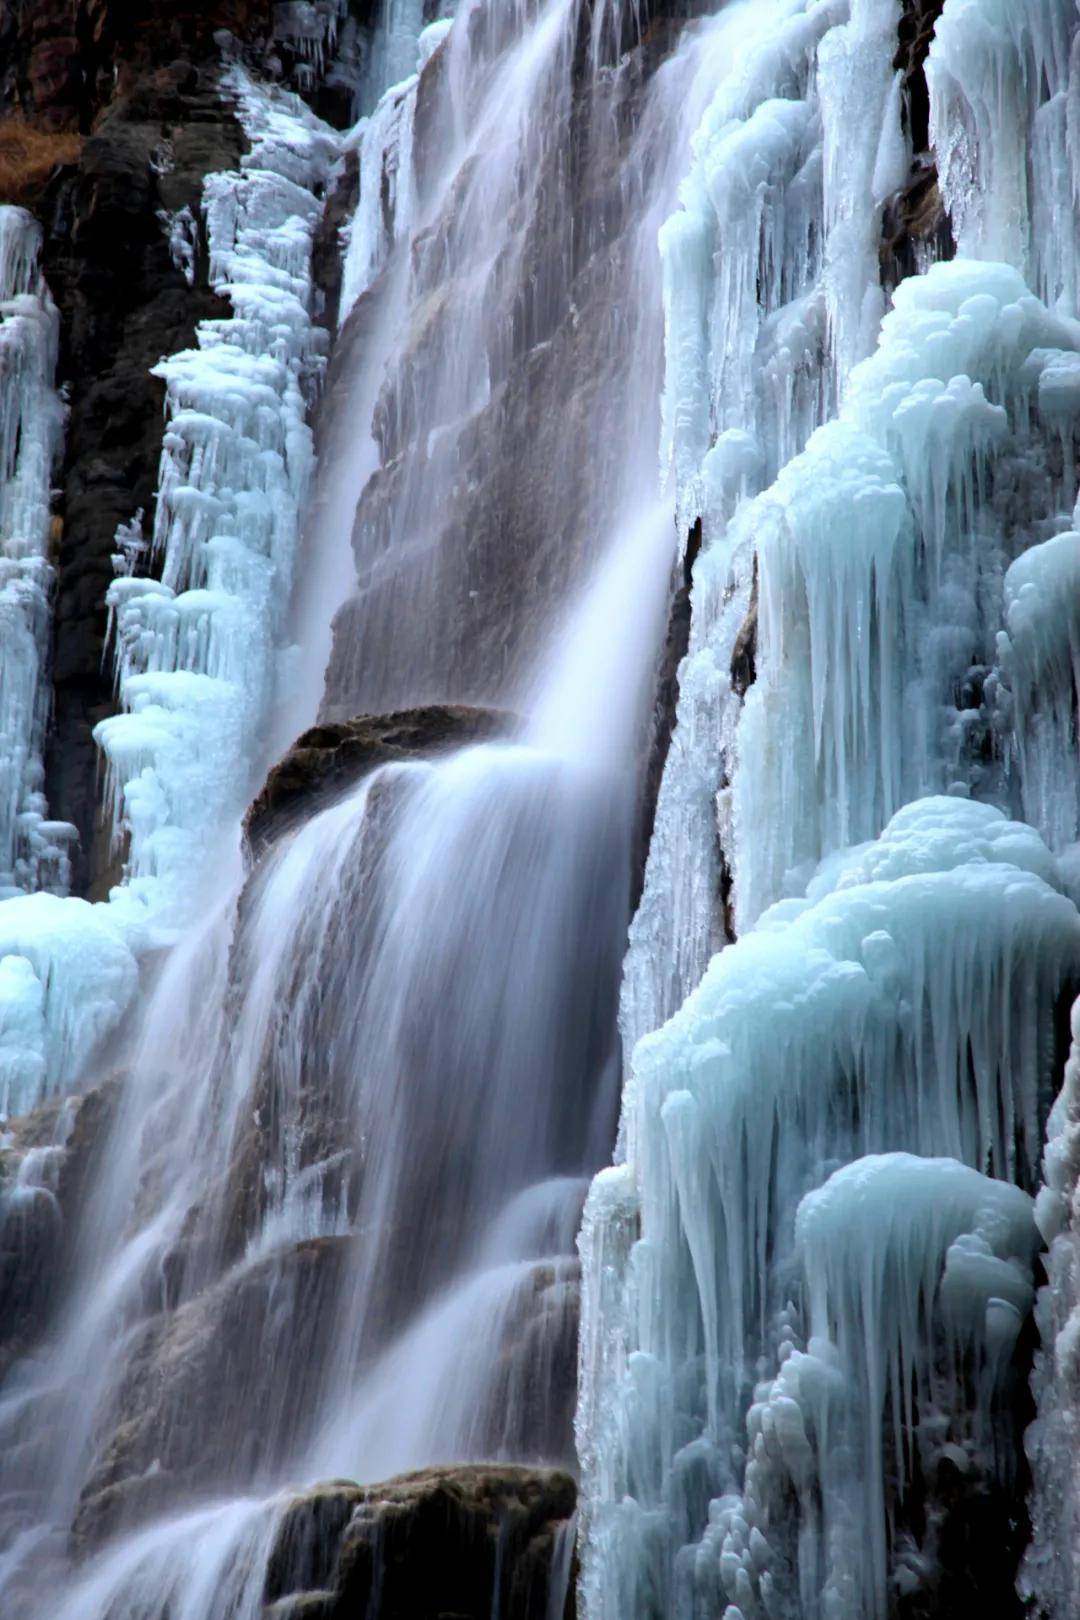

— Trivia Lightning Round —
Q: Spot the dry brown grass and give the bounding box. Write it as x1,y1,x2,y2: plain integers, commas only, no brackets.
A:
0,118,82,207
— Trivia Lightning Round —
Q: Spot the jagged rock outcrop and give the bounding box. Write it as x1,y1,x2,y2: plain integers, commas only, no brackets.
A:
881,0,954,292
245,705,514,859
265,1464,577,1620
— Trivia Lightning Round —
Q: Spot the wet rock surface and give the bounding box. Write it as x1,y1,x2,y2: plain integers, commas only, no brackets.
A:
73,1235,351,1550
319,5,688,725
266,1464,577,1620
245,705,514,859
0,1084,115,1377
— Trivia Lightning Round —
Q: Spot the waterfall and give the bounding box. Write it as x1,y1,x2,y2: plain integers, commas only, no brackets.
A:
4,0,1080,1615
0,0,697,1613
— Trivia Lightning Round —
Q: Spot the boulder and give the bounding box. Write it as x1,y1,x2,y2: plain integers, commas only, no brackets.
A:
244,706,514,859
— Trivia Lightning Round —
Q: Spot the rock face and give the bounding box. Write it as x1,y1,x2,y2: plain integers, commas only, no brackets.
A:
72,1235,351,1550
38,71,246,896
0,1084,114,1376
245,706,514,859
265,1465,577,1620
319,4,692,726
1,9,263,894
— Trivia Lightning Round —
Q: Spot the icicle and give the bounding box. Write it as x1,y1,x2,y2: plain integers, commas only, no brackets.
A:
734,259,1080,926
0,206,72,901
927,0,1076,289
1022,995,1080,1620
95,73,338,937
629,0,912,1074
778,1154,1037,1620
579,796,1079,1620
995,530,1080,857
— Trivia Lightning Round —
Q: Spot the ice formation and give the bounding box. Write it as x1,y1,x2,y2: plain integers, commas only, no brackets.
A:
734,260,1080,926
998,527,1080,855
1024,995,1080,1619
273,0,349,92
927,0,1078,286
338,19,451,326
0,897,138,1118
0,208,71,901
97,71,337,934
579,800,1075,1617
0,77,338,1117
582,0,1080,1615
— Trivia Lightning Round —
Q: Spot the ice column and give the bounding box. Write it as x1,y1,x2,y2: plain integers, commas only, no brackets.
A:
0,208,72,900
96,71,337,937
997,527,1080,857
1023,995,1080,1620
734,261,1080,925
927,0,1076,293
579,798,1078,1620
625,0,909,1063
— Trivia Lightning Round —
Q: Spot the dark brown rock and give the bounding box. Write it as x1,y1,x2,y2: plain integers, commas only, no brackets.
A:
895,0,948,152
634,518,703,908
879,160,955,297
265,1464,577,1620
878,1,955,295
244,705,515,860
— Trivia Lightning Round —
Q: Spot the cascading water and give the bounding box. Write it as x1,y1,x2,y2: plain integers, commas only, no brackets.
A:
0,1,717,1614
6,0,1080,1615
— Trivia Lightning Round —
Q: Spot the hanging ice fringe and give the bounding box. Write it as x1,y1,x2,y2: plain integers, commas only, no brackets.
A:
581,1,1080,1616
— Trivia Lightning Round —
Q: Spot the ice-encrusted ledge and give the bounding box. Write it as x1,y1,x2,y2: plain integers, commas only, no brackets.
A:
0,73,338,1119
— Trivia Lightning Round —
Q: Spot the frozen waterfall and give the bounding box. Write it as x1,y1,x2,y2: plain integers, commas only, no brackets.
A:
3,0,1080,1616
580,1,1080,1618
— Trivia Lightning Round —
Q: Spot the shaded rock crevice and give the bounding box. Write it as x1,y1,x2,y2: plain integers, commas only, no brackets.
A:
881,0,954,295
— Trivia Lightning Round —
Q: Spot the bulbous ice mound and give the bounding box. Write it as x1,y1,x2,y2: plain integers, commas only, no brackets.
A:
577,795,1080,1620
735,257,1080,927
